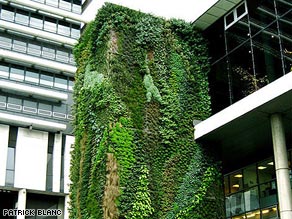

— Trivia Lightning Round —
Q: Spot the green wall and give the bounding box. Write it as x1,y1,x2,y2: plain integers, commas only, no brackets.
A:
70,3,224,219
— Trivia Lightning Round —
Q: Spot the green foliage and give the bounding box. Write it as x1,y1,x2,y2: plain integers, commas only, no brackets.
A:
126,165,154,219
70,3,223,219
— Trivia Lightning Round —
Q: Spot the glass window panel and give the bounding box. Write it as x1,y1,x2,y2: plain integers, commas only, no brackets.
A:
229,192,245,216
69,53,76,64
244,186,259,212
72,4,81,14
42,46,55,59
27,43,41,56
54,76,68,89
44,17,57,33
243,164,257,188
0,94,7,103
57,20,71,36
0,35,12,49
260,181,277,208
25,69,39,84
258,158,276,184
59,0,72,11
46,0,58,7
38,103,52,111
13,39,27,53
68,79,74,91
56,49,69,63
230,171,243,193
1,5,15,22
6,147,15,170
8,97,22,105
225,12,234,28
23,100,37,108
0,62,9,78
40,73,54,87
71,24,80,38
53,104,67,114
10,66,24,81
225,196,231,218
15,9,29,25
30,14,43,29
252,22,282,83
5,170,14,186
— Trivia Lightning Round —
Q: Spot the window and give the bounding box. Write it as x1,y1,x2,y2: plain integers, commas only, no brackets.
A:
71,24,80,38
27,43,41,56
59,0,72,11
10,66,24,81
30,13,43,29
1,5,14,22
25,69,39,84
56,49,69,63
46,0,59,7
44,17,57,33
54,76,68,89
40,73,54,87
38,103,52,116
0,35,12,50
15,9,29,25
224,1,248,30
58,20,71,36
68,79,74,91
23,100,37,114
12,39,27,53
42,46,56,60
0,62,9,78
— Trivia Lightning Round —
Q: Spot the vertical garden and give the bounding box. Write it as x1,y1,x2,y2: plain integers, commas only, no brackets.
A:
70,3,224,219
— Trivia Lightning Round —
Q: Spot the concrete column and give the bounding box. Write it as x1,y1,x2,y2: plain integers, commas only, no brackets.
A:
270,113,292,219
17,189,26,219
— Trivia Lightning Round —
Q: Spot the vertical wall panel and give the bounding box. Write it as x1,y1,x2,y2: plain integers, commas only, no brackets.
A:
53,133,62,192
14,128,48,190
64,135,74,194
0,124,9,186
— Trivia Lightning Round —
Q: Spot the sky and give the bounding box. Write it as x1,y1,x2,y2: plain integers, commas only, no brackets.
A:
83,0,218,23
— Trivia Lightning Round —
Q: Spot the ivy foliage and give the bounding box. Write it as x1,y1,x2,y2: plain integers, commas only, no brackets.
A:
70,3,223,219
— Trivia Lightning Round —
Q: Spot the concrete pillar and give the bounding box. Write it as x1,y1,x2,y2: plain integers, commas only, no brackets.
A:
17,189,26,219
270,113,292,219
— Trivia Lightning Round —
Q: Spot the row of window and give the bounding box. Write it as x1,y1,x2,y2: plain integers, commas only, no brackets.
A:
224,150,292,218
0,4,80,39
31,0,82,14
0,61,74,91
0,94,73,121
0,33,75,65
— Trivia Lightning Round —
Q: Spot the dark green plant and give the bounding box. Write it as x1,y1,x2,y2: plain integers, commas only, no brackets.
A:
70,3,223,219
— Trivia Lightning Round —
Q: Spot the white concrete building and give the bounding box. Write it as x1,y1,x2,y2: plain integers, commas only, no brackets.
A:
0,0,90,218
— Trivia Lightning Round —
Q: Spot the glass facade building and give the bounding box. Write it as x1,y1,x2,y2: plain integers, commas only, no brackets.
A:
205,0,292,113
194,0,292,218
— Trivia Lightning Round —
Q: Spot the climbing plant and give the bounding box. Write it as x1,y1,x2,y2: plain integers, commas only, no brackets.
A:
70,3,223,219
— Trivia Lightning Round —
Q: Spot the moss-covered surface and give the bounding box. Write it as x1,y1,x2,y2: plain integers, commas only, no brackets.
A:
70,3,224,219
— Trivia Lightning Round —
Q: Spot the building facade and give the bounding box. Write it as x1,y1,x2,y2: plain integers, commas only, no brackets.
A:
0,0,92,218
194,0,292,219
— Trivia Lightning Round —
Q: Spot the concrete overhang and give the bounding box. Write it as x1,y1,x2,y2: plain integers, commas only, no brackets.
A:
193,0,242,30
194,72,292,172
